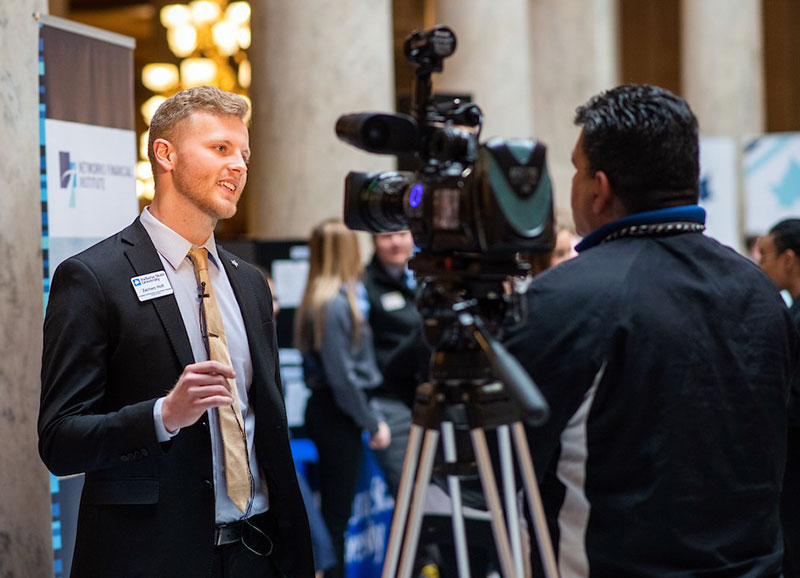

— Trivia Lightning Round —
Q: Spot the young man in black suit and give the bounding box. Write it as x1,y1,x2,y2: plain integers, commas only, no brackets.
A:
39,86,313,578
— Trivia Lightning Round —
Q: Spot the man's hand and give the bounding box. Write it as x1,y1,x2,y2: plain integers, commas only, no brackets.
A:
161,361,235,432
369,421,391,450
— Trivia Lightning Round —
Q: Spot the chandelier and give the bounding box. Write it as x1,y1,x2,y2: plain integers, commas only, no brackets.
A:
137,0,252,201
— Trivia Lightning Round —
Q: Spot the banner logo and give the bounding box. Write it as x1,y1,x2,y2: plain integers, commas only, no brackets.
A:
57,149,134,208
59,151,78,207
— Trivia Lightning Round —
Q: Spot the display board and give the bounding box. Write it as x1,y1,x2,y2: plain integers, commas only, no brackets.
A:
699,137,739,250
745,133,800,236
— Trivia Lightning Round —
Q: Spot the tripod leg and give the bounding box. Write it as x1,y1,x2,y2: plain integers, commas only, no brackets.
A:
511,422,559,578
440,421,471,578
498,425,525,578
383,424,425,578
396,428,440,578
471,428,518,578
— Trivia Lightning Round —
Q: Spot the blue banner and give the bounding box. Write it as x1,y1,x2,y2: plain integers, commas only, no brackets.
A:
345,442,395,578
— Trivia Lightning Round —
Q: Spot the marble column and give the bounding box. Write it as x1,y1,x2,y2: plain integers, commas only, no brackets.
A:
682,0,764,135
682,0,762,250
433,0,534,140
247,0,395,240
530,0,620,216
0,1,54,577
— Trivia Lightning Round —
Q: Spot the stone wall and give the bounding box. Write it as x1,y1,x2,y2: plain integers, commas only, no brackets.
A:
0,1,54,576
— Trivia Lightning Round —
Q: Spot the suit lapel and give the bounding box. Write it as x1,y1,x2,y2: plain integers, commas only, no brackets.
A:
220,249,282,406
122,219,194,369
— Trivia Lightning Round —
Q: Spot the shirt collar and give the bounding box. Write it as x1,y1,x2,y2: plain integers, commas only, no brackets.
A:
140,206,221,270
575,205,706,253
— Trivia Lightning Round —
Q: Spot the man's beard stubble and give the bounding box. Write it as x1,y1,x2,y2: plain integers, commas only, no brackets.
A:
172,165,240,222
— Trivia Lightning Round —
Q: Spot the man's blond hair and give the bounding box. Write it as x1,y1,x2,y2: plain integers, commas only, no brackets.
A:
147,86,250,179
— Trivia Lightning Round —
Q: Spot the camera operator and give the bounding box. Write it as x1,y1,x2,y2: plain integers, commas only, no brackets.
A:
505,84,799,577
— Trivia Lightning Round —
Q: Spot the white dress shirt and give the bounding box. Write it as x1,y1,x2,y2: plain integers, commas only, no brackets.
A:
140,207,269,524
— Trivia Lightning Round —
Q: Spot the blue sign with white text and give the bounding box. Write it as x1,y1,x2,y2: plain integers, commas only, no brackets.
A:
345,443,395,578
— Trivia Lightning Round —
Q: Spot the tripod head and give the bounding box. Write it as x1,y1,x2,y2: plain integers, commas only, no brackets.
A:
409,253,549,429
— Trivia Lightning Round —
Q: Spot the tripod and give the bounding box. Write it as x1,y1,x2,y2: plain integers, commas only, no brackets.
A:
380,285,560,578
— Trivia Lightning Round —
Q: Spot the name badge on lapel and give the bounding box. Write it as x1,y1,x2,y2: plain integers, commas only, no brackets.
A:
131,271,174,302
380,291,406,312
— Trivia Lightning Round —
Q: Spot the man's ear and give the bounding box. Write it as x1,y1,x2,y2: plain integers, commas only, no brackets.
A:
592,170,615,215
152,138,175,173
783,249,799,272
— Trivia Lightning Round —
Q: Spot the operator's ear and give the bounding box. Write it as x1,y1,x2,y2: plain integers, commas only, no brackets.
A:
783,248,799,272
152,138,176,173
592,170,615,215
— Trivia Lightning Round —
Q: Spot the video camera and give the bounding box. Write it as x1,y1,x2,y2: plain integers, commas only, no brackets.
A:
335,25,555,278
335,25,552,428
334,30,556,576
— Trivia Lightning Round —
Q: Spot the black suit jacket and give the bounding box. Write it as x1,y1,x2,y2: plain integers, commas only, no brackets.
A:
38,219,313,578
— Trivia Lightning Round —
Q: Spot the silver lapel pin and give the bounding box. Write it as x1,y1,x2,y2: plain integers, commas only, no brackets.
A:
231,259,239,268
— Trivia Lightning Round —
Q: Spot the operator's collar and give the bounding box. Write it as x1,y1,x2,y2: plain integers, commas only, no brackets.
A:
575,205,706,253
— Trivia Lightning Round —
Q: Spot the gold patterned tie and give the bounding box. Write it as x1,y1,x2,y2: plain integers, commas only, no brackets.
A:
188,247,251,513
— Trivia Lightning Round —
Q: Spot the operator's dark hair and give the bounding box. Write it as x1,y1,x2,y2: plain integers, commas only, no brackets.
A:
574,84,700,213
769,219,800,255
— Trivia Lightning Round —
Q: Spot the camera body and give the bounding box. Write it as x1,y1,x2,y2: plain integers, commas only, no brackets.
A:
336,26,555,271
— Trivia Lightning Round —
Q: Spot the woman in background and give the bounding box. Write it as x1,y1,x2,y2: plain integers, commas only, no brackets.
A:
550,219,579,267
295,218,390,578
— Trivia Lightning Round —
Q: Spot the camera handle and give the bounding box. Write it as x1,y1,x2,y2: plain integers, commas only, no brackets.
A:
455,306,549,426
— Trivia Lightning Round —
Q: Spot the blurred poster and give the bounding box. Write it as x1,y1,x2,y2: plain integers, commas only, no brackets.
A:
38,15,137,578
273,258,310,309
698,137,739,250
39,16,137,297
346,443,395,578
744,133,800,236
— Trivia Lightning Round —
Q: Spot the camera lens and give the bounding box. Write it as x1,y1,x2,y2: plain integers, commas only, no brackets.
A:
343,171,414,233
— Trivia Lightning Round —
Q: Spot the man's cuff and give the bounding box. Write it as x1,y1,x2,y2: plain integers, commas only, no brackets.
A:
153,397,180,442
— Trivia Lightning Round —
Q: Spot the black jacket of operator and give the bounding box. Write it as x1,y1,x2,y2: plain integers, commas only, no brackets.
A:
506,206,799,578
